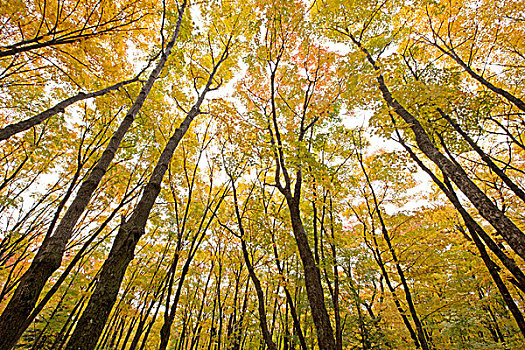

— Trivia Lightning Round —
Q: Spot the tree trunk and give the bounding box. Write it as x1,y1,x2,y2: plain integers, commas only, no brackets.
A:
349,35,525,261
228,178,277,350
64,105,199,350
64,31,229,347
398,133,525,338
367,232,421,348
286,196,337,350
399,137,525,293
358,153,430,350
271,235,308,350
437,108,525,203
0,4,187,348
428,40,525,113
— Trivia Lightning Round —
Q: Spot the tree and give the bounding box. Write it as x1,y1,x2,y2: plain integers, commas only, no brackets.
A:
1,1,524,349
0,1,187,347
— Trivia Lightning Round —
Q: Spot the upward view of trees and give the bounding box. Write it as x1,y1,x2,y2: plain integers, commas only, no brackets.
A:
0,0,524,349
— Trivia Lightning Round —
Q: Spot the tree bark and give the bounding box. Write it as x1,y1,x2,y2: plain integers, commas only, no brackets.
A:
357,153,430,350
437,108,525,203
286,196,337,350
228,179,277,350
270,234,308,350
266,38,336,348
0,4,187,349
398,136,525,293
397,132,525,338
427,38,525,113
349,34,525,261
64,29,229,348
64,105,198,350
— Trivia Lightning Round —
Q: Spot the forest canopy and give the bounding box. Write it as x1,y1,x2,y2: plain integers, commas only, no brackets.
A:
0,0,524,349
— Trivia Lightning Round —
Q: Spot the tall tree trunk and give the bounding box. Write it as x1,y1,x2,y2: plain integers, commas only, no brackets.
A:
188,263,214,350
270,233,308,350
267,57,336,348
398,133,525,338
427,38,525,113
437,108,525,203
0,4,188,349
366,228,421,348
348,34,525,261
227,178,277,350
64,34,229,349
398,134,525,293
64,108,197,349
322,197,343,350
158,199,224,350
357,152,430,350
286,196,337,350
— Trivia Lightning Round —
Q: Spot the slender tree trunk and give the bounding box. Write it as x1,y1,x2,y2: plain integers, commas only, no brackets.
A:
325,198,343,350
358,153,430,350
135,287,165,350
464,222,525,337
64,107,199,349
286,196,337,350
119,316,138,350
188,263,214,350
31,269,79,350
398,136,525,293
128,288,163,350
231,283,249,350
437,108,525,203
227,178,277,350
240,238,277,350
368,232,421,348
158,174,227,350
50,296,88,350
270,234,308,350
398,132,525,338
64,30,229,349
428,40,525,112
349,34,525,261
381,223,429,350
158,241,212,350
0,4,187,348
486,304,505,343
